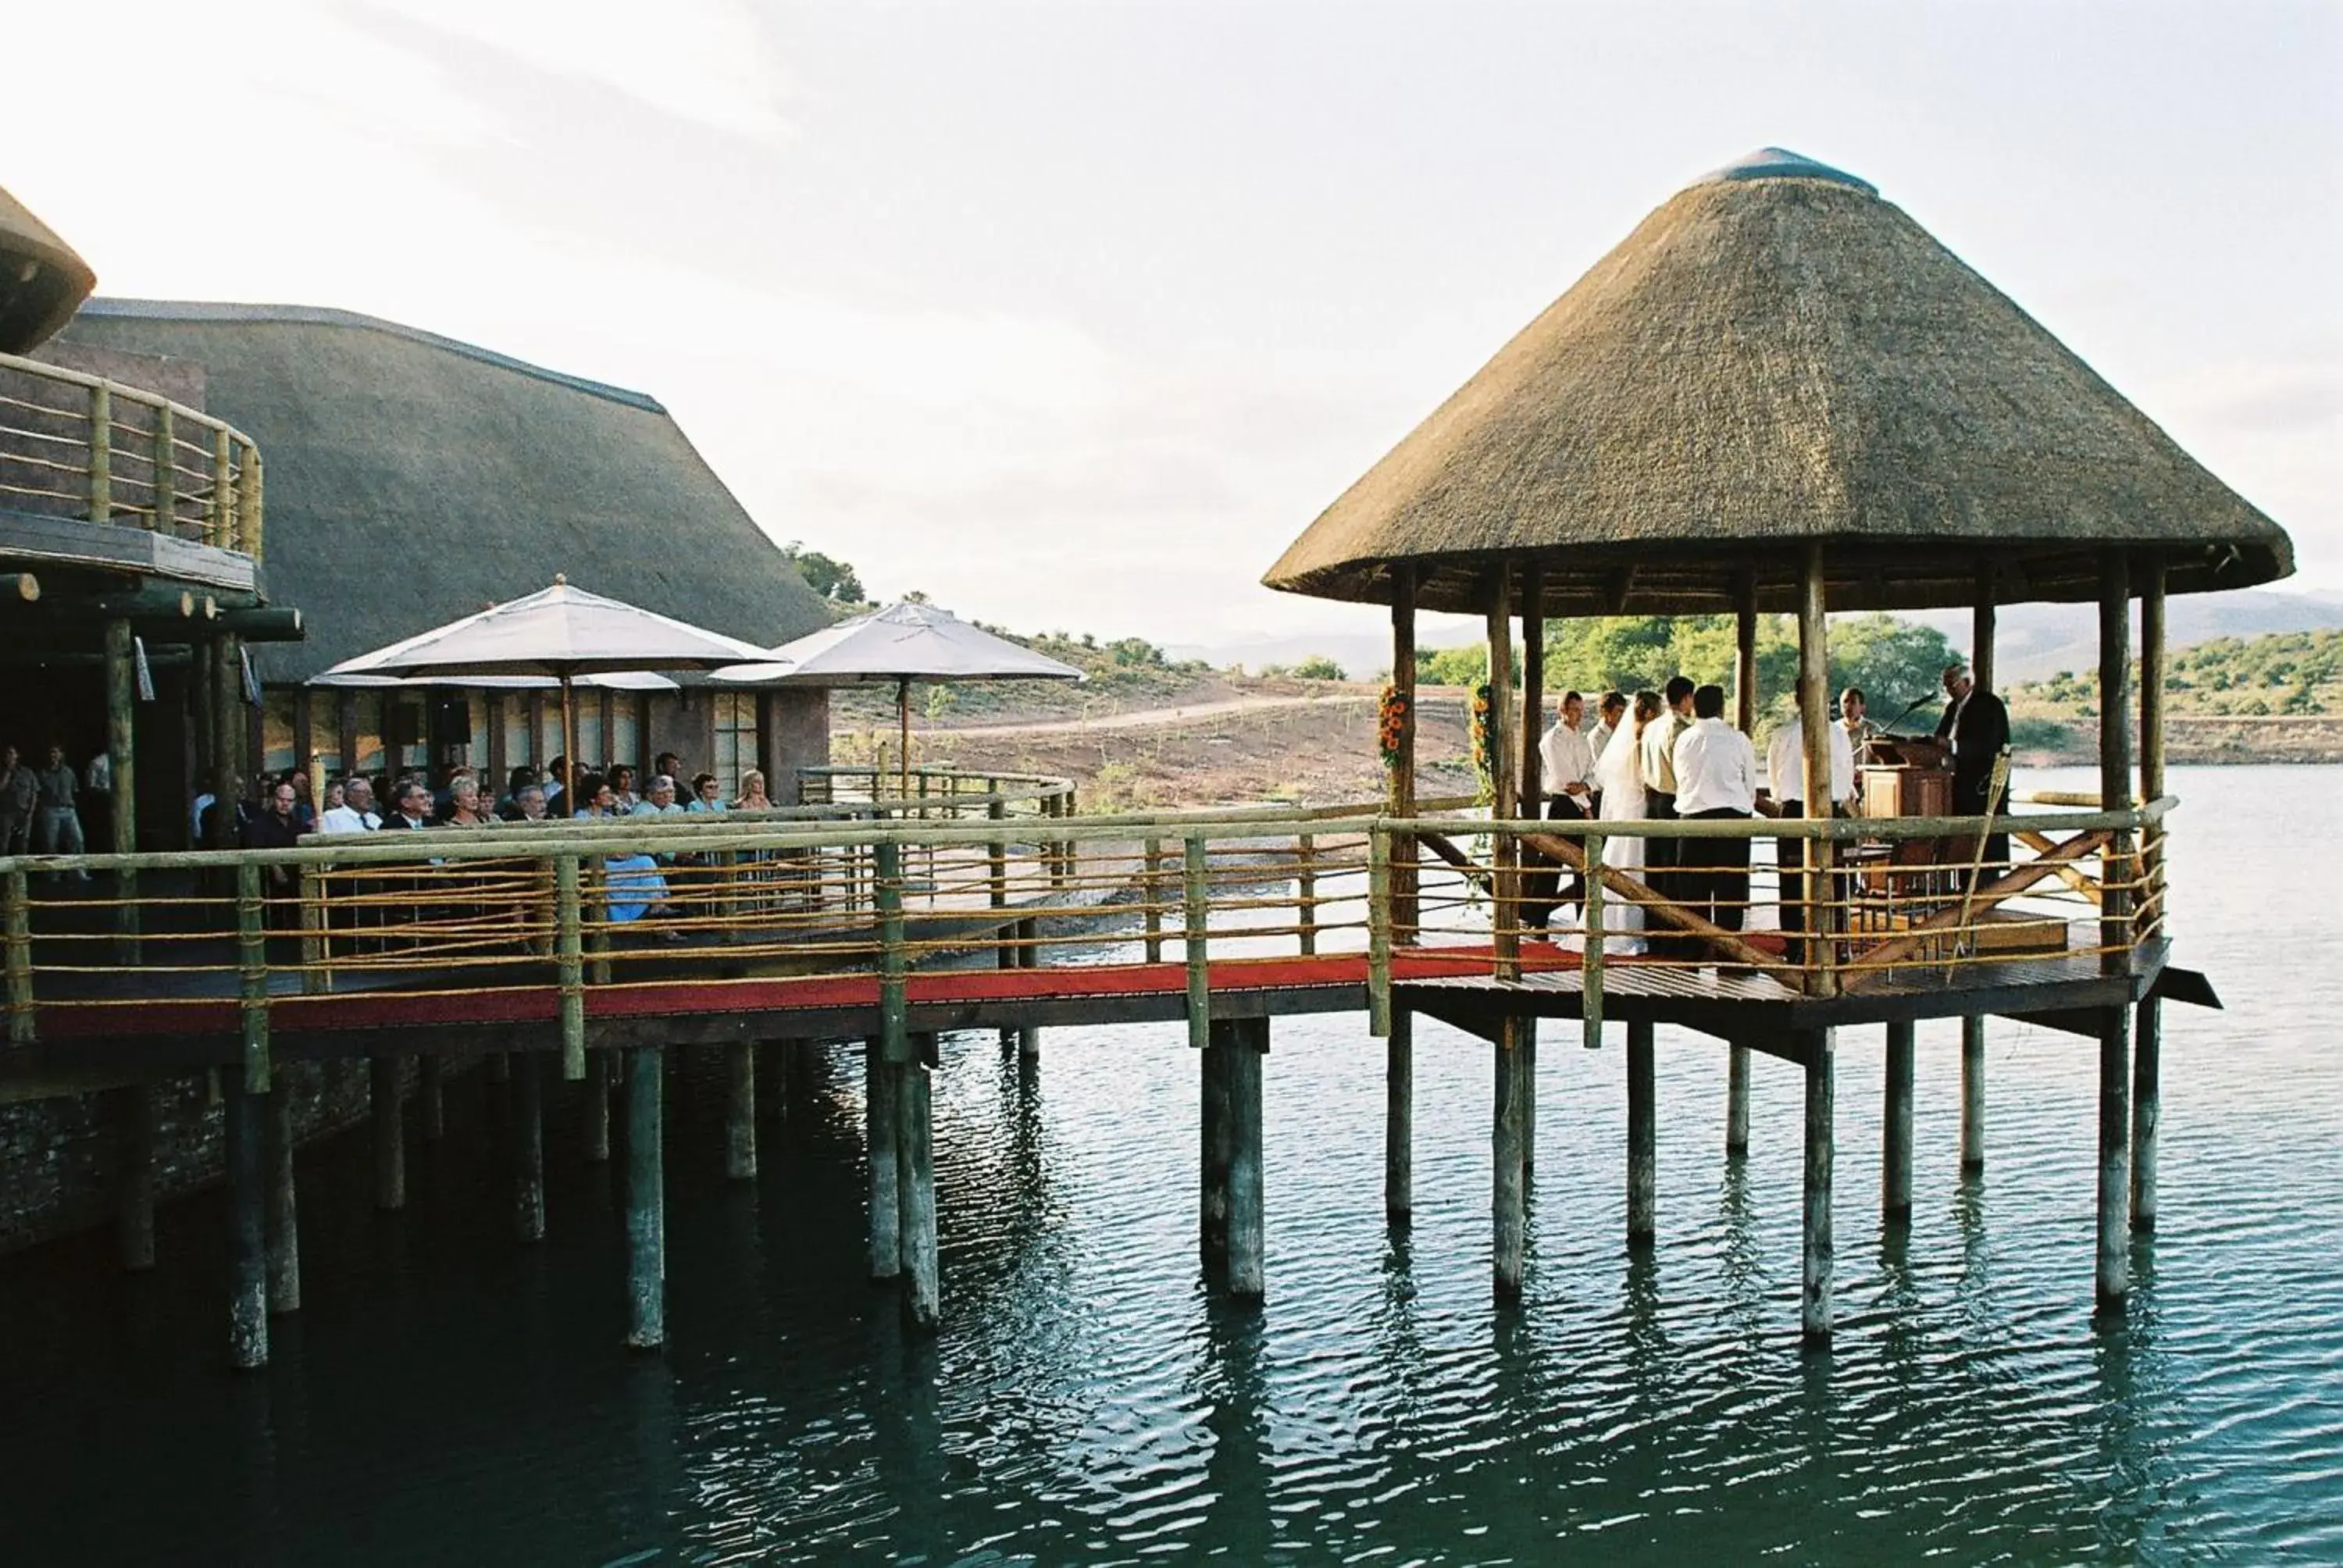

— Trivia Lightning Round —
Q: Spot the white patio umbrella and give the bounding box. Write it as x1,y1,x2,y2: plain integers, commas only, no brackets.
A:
711,600,1082,798
318,576,769,800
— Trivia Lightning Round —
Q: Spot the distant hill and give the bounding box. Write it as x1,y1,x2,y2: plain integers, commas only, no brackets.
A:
1908,588,2343,683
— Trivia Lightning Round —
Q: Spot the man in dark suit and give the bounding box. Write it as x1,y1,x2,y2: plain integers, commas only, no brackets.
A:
1935,661,2010,878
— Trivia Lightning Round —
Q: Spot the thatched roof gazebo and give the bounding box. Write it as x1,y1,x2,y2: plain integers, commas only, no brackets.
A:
0,184,95,354
1267,147,2296,1332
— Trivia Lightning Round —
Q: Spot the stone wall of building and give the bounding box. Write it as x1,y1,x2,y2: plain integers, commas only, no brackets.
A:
0,1057,383,1256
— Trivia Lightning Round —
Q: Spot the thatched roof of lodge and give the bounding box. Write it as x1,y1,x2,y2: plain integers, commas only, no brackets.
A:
1264,148,2294,617
0,184,95,354
58,301,836,680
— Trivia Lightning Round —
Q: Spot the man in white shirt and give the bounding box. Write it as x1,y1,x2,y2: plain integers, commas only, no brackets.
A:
319,776,383,833
1670,684,1759,939
1587,690,1628,768
1639,677,1696,953
1767,700,1856,961
1526,691,1597,928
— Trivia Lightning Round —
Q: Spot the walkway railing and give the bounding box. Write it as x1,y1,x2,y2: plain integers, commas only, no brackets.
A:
0,792,2171,1085
1365,793,2172,1043
0,349,264,557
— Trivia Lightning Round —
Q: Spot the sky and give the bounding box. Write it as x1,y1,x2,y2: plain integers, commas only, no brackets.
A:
7,1,2338,656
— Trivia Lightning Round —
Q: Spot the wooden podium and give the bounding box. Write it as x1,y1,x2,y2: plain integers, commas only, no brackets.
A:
1852,738,1956,896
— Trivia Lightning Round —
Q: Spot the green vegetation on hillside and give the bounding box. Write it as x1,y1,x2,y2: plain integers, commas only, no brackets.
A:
2013,629,2343,719
1418,613,1963,721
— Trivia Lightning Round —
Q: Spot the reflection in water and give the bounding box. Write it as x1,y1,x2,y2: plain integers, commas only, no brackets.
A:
0,766,2339,1561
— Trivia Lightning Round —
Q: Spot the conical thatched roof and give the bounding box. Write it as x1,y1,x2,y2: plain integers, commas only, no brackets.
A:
57,301,839,680
0,184,95,353
1264,148,2293,615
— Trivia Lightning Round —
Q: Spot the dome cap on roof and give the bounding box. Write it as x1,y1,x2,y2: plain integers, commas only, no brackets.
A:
0,184,96,353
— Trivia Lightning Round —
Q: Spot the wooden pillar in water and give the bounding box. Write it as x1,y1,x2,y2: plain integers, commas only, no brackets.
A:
370,1053,405,1211
1492,1015,1529,1299
725,1041,757,1181
224,1067,267,1370
626,1046,666,1349
266,1082,300,1314
104,618,140,957
1517,568,1542,1174
895,1035,940,1330
1882,1020,1914,1223
110,1083,155,1270
1626,1018,1656,1245
1796,547,1836,999
1960,1017,1987,1173
2133,552,2166,1234
2095,549,2134,1307
1200,1019,1232,1267
417,1053,444,1142
583,1047,612,1162
1801,1029,1835,1342
512,1051,544,1243
1728,571,1758,1151
1384,1008,1413,1222
1385,565,1418,1221
1485,566,1518,982
865,1039,900,1281
1225,1016,1267,1300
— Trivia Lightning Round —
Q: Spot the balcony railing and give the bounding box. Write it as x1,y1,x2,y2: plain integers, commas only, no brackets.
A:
0,348,264,558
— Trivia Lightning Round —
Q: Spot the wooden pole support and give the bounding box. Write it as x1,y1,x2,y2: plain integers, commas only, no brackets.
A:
1389,563,1418,942
1627,1017,1656,1245
1225,1015,1267,1300
876,841,908,1066
112,1083,155,1270
104,617,140,960
1200,1020,1232,1267
512,1051,544,1243
1582,836,1606,1052
1883,1021,1915,1222
725,1040,757,1181
1796,545,1837,997
1802,1028,1835,1343
1486,565,1518,982
865,1038,900,1282
896,1046,940,1331
152,404,175,533
4,868,33,1046
1183,834,1211,1051
2132,996,2160,1233
210,428,234,549
1726,1044,1751,1157
370,1053,405,1211
583,1047,612,1163
236,861,270,1092
1296,832,1318,957
2099,551,2134,976
1143,836,1164,963
87,383,112,522
2096,1006,2131,1309
555,856,585,1080
266,1083,301,1315
626,1046,666,1350
1960,1015,1986,1173
224,1066,268,1371
418,1053,445,1142
1385,1007,1413,1223
1367,828,1392,1038
1492,1014,1528,1299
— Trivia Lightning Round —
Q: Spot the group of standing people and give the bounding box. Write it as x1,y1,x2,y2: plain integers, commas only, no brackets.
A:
0,743,104,881
1529,665,2004,958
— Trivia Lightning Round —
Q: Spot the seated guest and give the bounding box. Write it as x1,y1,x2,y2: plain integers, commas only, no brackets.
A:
241,780,303,920
655,751,683,786
1767,697,1856,961
508,784,548,821
497,765,539,820
1671,683,1758,943
544,756,569,814
571,773,617,818
631,775,685,818
608,764,640,813
733,770,772,811
443,774,494,826
290,772,318,832
319,777,381,833
686,772,726,813
380,781,436,830
322,779,346,814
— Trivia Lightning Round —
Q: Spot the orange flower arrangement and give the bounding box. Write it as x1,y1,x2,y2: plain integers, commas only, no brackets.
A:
1377,686,1410,768
1469,682,1496,804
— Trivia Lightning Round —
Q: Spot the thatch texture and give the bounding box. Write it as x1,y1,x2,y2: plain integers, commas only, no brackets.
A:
1264,149,2293,615
0,185,95,353
58,301,836,679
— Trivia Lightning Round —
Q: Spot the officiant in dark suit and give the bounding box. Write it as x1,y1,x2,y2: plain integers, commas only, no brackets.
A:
1935,660,2010,876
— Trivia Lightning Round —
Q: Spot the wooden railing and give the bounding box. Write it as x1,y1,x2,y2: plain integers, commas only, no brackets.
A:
0,349,265,558
0,792,2172,1085
1364,794,2174,1043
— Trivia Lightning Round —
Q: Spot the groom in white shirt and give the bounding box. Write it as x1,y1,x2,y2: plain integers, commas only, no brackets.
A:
1671,684,1759,940
1526,690,1597,927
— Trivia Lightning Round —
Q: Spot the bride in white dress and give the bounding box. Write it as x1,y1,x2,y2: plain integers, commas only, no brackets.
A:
1593,691,1661,956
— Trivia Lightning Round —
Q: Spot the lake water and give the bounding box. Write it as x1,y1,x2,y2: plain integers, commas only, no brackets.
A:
2,764,2338,1564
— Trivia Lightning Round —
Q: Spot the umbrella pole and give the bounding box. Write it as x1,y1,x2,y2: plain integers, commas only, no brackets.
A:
561,676,576,811
898,676,911,804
